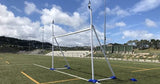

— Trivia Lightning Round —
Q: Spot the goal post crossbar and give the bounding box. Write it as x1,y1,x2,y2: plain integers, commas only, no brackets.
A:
54,28,90,38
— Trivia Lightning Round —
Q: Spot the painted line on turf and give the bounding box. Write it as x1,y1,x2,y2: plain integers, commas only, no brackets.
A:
21,71,40,84
40,78,79,84
33,64,88,81
5,61,10,64
0,64,32,66
55,69,88,81
132,68,160,72
33,64,50,69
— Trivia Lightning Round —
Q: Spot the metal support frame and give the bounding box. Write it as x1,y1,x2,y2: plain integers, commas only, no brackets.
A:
49,0,116,83
104,0,106,51
90,6,94,81
93,26,116,77
54,37,70,68
50,20,71,70
88,0,98,83
54,28,90,38
42,26,44,50
51,20,55,70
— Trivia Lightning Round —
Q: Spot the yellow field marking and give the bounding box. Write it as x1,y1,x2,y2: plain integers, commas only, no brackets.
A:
112,64,145,70
132,68,160,72
21,71,40,84
5,61,10,64
40,78,79,84
0,57,3,60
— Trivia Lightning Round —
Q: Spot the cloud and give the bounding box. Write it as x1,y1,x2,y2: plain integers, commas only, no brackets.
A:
41,5,84,28
24,1,41,15
145,19,157,27
131,0,160,13
106,21,126,29
0,2,104,46
115,22,126,27
0,4,40,41
42,24,103,46
122,30,154,39
99,6,130,17
11,6,22,13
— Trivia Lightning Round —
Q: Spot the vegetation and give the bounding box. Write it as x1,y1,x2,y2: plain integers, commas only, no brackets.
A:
125,39,160,50
0,36,52,52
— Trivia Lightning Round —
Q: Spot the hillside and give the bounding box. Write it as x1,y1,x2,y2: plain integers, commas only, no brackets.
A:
0,36,90,53
0,36,52,52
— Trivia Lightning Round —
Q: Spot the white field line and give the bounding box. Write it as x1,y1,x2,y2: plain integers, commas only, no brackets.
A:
33,64,88,81
33,64,50,69
55,70,88,81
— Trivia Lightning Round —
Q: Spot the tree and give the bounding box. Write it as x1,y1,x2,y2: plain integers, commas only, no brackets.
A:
150,39,156,49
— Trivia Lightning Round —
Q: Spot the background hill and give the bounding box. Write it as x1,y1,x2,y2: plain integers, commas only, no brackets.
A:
0,36,90,53
0,36,52,53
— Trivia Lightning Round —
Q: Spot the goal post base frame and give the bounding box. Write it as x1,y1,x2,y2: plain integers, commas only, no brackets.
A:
88,79,99,83
130,78,137,82
110,76,117,79
50,68,56,70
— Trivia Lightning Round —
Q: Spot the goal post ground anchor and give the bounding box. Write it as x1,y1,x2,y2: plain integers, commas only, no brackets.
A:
110,76,117,79
50,68,56,70
64,65,71,69
88,79,99,83
130,78,137,82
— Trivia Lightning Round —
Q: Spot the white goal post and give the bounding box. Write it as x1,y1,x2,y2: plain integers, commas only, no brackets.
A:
49,0,116,83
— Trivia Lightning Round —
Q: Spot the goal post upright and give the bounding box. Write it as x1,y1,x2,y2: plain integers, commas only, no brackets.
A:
50,20,70,70
88,0,98,83
50,20,55,70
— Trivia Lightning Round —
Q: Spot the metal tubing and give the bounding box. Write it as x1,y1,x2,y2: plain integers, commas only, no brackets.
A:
93,27,115,76
104,0,106,51
54,37,70,67
52,21,54,69
42,27,44,50
54,28,90,38
98,78,111,81
89,6,94,80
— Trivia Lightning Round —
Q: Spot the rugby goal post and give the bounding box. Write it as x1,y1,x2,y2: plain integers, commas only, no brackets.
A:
49,0,116,83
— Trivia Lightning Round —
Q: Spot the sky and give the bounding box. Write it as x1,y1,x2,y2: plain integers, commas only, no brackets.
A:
0,0,160,46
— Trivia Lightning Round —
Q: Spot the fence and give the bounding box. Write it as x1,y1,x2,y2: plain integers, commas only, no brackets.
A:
96,45,134,54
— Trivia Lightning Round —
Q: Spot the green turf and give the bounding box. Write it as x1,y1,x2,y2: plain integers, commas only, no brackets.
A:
0,53,160,84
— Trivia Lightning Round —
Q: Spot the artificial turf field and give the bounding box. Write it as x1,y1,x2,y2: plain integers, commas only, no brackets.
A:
0,53,160,84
